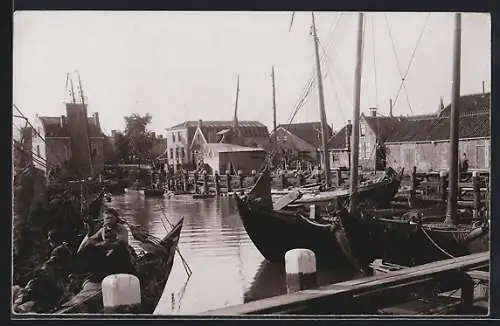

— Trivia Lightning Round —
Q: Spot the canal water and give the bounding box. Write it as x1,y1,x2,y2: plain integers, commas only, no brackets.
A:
110,191,358,315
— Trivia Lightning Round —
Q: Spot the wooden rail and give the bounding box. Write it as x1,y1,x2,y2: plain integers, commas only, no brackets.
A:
201,252,488,315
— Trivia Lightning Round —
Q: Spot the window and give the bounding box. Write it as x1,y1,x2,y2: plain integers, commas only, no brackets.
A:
169,148,174,159
175,148,179,158
177,132,181,142
284,135,288,142
180,147,185,158
360,123,365,137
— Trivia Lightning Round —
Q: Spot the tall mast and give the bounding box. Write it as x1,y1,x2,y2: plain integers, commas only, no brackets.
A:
311,12,331,189
272,66,277,144
445,13,462,225
233,75,240,140
349,12,365,213
69,74,77,104
77,72,94,177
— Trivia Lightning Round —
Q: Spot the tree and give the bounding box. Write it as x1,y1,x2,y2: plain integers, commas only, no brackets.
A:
124,113,154,162
113,131,131,163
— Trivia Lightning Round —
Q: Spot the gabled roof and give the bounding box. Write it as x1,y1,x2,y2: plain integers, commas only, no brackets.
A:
327,124,351,150
39,116,105,138
275,122,333,147
437,92,490,117
169,120,267,130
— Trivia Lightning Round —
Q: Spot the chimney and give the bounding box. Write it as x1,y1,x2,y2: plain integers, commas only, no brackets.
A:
92,112,100,130
60,115,66,129
389,99,393,117
198,119,203,129
482,81,485,95
369,107,377,117
151,132,156,139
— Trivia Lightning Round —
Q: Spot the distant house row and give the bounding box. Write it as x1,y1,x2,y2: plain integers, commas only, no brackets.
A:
325,92,491,172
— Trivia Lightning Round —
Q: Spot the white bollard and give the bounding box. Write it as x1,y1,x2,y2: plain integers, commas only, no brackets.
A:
102,274,141,314
285,249,317,294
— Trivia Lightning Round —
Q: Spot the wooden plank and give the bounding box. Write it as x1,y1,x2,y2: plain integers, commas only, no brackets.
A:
466,270,490,282
201,252,488,315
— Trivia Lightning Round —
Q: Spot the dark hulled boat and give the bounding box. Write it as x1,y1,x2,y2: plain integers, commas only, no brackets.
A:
143,188,165,197
55,217,184,314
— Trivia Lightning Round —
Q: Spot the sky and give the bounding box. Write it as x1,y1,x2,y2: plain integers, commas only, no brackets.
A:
13,11,491,136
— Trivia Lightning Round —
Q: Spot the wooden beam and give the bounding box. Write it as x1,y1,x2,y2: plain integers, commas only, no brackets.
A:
201,252,488,315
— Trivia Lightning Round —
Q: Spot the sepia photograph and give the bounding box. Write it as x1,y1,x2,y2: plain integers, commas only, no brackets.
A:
12,10,490,316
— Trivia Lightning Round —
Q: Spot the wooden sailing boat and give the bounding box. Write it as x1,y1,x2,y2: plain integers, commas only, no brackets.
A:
236,13,386,271
341,13,490,269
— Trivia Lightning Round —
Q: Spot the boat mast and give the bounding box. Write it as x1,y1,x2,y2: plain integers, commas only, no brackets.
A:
349,13,365,213
444,13,462,225
233,75,241,141
272,66,277,144
76,72,95,177
311,12,331,189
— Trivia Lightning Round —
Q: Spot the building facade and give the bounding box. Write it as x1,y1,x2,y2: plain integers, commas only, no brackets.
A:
34,103,107,178
271,122,333,163
326,92,491,174
165,119,269,168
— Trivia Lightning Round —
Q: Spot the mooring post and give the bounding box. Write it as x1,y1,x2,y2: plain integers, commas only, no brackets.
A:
298,171,305,187
460,273,474,314
214,171,220,196
251,169,257,186
183,171,188,193
193,172,198,194
202,171,209,195
439,171,448,204
102,274,141,314
281,172,287,189
309,204,316,220
410,166,417,204
238,170,244,192
336,168,342,187
285,249,318,294
226,171,232,194
472,171,481,219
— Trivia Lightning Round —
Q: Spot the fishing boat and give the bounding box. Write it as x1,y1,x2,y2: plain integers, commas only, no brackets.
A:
339,13,490,270
143,188,165,197
55,217,184,314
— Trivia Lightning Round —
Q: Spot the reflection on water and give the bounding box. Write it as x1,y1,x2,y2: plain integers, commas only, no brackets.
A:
110,191,357,315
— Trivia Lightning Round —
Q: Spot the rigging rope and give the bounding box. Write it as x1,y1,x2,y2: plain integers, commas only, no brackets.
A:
419,225,456,259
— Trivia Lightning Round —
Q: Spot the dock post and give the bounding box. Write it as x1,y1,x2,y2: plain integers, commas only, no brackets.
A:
183,171,188,193
202,171,209,195
251,169,257,186
285,249,317,294
460,273,474,314
226,171,232,194
472,171,481,219
102,274,141,314
410,166,417,205
281,172,287,189
309,205,316,220
193,172,198,194
336,168,342,187
298,172,305,186
439,171,448,204
238,170,244,193
214,171,220,196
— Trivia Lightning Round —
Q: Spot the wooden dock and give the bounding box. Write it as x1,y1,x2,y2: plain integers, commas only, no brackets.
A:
200,252,489,315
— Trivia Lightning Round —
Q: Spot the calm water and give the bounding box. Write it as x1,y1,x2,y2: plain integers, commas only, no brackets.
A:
110,191,357,315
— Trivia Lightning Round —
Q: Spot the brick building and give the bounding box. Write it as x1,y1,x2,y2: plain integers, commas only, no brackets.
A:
31,103,107,178
165,119,269,168
326,92,490,174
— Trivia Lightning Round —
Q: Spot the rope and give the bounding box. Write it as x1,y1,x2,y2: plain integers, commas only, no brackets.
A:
419,225,455,259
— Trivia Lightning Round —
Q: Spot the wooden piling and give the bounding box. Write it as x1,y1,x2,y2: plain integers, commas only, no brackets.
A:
238,170,244,191
336,168,342,187
193,172,198,194
472,171,481,219
440,171,448,204
214,171,221,196
202,171,209,195
226,171,232,194
281,172,287,189
285,249,317,294
251,170,257,186
410,166,417,205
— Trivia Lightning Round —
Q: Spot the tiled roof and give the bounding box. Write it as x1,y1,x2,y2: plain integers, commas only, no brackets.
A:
276,122,333,148
327,125,350,150
169,120,267,130
438,92,490,117
39,116,105,138
363,115,402,141
386,112,490,142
